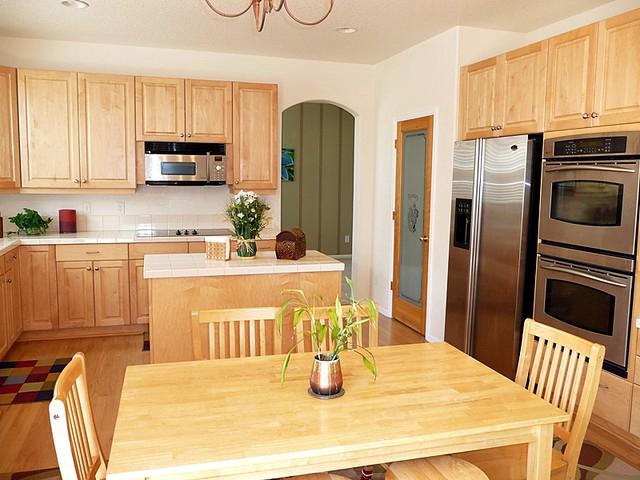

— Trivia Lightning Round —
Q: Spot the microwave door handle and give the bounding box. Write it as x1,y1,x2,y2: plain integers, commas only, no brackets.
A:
540,264,628,288
545,165,636,174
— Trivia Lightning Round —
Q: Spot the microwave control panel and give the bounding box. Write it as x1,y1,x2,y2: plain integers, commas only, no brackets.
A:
209,156,227,185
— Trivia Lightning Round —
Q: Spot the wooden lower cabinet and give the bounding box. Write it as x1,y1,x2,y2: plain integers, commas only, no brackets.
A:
0,272,7,356
129,259,148,324
20,246,58,331
94,260,130,326
593,371,633,431
5,262,21,346
57,261,95,328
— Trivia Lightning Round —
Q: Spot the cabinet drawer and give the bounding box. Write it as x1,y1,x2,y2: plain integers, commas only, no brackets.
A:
129,242,189,260
593,371,632,431
56,244,128,262
4,248,19,271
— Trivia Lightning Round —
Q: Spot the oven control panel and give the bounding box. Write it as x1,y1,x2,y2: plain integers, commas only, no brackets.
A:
553,136,627,156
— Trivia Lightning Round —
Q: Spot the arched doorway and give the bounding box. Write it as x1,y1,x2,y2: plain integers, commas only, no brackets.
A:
281,102,355,293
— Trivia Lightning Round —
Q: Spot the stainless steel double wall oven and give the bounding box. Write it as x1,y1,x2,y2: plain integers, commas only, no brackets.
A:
535,131,640,376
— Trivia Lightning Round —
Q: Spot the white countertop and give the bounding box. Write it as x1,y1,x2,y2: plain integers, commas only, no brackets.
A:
143,250,344,279
0,231,275,256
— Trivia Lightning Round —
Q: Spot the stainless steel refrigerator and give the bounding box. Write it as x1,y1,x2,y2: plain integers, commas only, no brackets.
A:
444,134,541,379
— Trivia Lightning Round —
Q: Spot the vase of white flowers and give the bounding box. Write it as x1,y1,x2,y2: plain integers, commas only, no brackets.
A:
225,191,270,259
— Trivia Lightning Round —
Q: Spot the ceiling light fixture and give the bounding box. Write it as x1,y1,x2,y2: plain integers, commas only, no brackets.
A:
336,26,357,34
204,0,334,33
61,0,89,8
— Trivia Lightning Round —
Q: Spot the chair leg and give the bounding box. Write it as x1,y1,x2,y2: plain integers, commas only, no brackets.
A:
360,466,373,480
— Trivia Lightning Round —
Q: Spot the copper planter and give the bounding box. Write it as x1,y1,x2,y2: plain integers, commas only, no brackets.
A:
309,354,343,397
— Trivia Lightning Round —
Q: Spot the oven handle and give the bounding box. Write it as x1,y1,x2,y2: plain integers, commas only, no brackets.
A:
545,165,636,174
540,264,628,288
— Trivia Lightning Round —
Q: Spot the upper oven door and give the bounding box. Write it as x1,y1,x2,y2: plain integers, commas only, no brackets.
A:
539,160,640,255
534,255,632,370
144,154,208,183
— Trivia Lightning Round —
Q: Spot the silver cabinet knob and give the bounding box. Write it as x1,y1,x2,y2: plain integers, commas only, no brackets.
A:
496,125,503,130
86,266,92,271
235,180,239,184
179,133,185,138
591,112,599,118
81,179,87,184
582,113,589,119
187,133,192,138
419,236,429,242
7,279,12,284
74,179,80,183
490,126,496,131
94,266,100,271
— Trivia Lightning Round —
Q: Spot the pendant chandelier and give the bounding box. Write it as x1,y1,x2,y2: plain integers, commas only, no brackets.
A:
204,0,335,32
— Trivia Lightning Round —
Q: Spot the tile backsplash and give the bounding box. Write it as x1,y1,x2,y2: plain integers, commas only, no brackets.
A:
0,186,281,234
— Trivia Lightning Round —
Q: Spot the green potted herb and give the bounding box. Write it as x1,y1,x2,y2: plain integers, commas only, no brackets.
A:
9,208,52,236
277,278,378,398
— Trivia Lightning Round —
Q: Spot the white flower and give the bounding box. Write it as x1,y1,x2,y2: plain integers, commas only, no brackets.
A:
251,208,256,213
237,213,244,218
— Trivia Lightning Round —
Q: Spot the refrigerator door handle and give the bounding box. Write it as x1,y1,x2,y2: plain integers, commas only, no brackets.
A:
540,264,628,288
545,165,636,174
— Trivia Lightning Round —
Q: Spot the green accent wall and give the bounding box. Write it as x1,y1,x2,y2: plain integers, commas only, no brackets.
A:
281,103,354,255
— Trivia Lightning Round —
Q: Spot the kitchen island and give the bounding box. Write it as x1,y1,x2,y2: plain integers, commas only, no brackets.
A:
144,250,344,363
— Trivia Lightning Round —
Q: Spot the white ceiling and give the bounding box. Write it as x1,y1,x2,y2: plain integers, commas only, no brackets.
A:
0,0,615,64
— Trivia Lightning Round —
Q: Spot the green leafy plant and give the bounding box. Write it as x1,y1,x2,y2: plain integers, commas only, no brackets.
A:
276,278,378,383
8,208,52,236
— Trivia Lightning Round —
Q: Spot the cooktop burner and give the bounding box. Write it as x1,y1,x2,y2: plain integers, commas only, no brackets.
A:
135,228,233,238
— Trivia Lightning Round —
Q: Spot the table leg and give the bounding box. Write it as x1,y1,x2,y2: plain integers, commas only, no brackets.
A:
527,423,553,479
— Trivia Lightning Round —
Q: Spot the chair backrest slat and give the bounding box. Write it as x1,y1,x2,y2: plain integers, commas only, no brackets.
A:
192,307,281,360
515,319,604,479
49,353,107,480
294,305,378,354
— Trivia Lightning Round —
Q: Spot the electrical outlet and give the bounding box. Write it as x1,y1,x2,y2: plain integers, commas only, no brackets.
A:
116,200,125,215
344,235,350,244
82,203,91,214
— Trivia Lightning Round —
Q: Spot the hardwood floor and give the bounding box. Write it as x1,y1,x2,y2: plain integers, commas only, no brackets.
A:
0,315,421,474
0,334,148,474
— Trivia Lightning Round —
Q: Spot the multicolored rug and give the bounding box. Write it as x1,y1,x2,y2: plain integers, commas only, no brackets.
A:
142,332,150,351
0,358,71,406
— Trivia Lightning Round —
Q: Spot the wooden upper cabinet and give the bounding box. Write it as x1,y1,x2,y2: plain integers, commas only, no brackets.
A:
545,24,599,131
593,8,640,127
20,246,58,331
185,79,232,143
232,82,279,190
18,69,80,188
0,66,20,189
498,41,548,136
135,76,185,141
78,73,136,189
57,261,95,329
459,58,499,140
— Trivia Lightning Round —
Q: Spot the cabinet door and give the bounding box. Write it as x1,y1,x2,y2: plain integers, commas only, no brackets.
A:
57,261,95,329
129,259,148,324
5,266,21,346
18,69,81,188
545,24,599,131
0,66,20,189
593,9,640,127
497,41,548,136
94,260,130,326
135,76,185,141
185,79,232,143
459,58,500,140
0,273,8,357
20,246,58,331
232,82,279,190
78,73,136,189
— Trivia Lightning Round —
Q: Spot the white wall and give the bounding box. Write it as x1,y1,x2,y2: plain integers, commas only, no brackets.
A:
371,28,460,341
0,36,377,296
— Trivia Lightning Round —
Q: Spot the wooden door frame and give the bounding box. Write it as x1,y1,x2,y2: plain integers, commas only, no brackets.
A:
392,115,434,336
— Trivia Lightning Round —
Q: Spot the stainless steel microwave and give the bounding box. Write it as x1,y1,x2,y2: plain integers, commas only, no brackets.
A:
144,142,227,186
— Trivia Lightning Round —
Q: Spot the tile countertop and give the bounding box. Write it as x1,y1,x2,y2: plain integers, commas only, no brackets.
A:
0,231,277,256
143,250,344,279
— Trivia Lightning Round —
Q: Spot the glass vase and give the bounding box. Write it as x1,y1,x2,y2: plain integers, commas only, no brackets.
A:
236,227,257,259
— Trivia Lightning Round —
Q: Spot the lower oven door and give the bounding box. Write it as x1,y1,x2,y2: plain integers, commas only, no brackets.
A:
534,256,632,372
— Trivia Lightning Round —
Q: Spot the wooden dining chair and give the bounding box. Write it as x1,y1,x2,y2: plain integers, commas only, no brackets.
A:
49,352,107,480
454,318,606,480
294,304,378,353
191,307,283,360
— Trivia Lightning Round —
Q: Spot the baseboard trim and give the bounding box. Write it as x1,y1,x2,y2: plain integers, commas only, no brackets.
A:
587,415,640,469
18,324,148,342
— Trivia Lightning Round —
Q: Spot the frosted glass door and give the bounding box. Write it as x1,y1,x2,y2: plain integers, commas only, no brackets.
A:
399,131,426,306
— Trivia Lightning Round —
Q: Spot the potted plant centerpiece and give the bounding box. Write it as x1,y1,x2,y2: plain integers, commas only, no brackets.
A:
9,208,52,236
225,191,270,259
277,278,378,399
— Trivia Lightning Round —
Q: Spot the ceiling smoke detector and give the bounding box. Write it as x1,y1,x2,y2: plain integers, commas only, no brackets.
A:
336,27,357,34
61,0,90,8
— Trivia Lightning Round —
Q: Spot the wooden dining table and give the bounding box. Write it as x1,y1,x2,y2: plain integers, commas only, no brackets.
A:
106,343,569,480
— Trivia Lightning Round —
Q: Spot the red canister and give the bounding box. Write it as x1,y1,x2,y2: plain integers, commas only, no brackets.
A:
59,209,77,234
